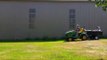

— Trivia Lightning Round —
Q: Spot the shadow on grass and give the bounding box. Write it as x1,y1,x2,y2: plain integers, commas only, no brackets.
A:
0,38,106,43
64,38,107,42
0,39,64,43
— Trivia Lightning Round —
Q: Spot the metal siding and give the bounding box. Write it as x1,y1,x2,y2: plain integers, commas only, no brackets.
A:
0,2,106,39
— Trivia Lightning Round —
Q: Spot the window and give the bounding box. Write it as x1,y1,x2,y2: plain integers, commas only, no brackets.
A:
69,9,76,30
29,8,36,29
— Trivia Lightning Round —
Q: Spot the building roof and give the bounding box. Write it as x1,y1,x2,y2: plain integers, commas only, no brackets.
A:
0,0,95,2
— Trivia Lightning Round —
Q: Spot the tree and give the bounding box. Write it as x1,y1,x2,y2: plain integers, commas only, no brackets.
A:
95,0,107,11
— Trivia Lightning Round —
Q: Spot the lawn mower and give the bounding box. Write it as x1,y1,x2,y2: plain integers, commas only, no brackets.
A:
65,27,103,41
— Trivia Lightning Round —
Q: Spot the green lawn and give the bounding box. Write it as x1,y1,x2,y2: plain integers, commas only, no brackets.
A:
0,39,107,60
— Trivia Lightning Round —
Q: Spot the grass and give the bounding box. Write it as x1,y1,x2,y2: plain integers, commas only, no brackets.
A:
0,39,107,60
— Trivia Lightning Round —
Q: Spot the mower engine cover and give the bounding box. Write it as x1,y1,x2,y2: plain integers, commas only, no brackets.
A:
65,30,77,39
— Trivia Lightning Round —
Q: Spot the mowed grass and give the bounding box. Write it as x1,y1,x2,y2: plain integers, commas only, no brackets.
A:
0,39,107,60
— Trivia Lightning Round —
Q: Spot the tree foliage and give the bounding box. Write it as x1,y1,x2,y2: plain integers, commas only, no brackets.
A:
95,0,107,11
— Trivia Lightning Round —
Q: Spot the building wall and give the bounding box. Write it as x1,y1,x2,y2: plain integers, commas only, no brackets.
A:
0,1,106,39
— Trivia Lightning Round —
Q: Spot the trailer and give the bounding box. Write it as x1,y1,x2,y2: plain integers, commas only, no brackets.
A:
86,30,103,40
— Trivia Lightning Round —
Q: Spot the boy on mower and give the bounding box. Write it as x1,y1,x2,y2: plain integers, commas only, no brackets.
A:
76,24,85,36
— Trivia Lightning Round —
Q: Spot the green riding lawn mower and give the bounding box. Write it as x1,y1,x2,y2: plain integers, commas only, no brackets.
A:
65,29,103,42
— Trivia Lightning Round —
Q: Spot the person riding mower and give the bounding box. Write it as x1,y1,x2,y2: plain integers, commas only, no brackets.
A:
65,26,88,41
65,25,103,42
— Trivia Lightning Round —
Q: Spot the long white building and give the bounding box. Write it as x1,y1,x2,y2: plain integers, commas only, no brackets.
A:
0,0,106,39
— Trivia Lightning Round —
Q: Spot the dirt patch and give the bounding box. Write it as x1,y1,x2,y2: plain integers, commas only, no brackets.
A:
62,40,107,58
